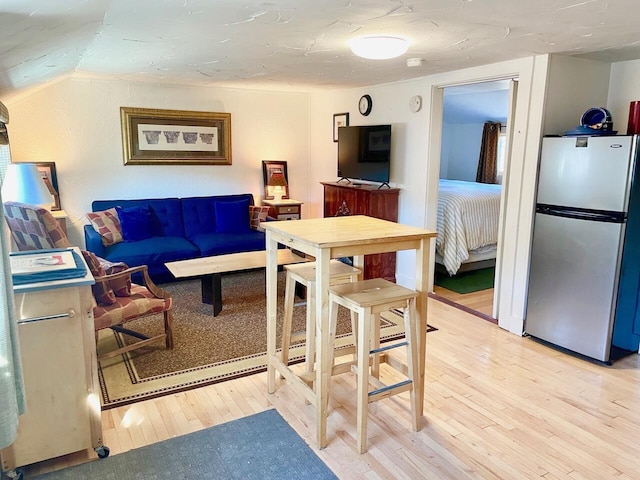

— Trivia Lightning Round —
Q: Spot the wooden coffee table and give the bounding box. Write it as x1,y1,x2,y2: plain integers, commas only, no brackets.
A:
165,249,308,316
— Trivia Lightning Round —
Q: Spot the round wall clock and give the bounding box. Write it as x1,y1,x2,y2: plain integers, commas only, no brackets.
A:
359,94,372,116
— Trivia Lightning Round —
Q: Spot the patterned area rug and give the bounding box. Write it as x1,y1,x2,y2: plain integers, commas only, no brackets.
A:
97,270,406,408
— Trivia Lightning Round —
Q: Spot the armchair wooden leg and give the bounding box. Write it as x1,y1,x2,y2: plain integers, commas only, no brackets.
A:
164,310,174,349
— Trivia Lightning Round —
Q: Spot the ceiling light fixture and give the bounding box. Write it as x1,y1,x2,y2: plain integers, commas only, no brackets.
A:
349,35,409,60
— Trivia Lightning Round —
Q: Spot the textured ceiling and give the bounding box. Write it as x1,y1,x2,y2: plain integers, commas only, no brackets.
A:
1,0,640,95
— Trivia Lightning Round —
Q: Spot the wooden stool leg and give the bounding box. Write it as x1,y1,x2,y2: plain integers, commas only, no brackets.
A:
356,306,372,454
371,312,381,379
305,285,316,376
328,297,340,377
281,271,296,368
404,298,421,431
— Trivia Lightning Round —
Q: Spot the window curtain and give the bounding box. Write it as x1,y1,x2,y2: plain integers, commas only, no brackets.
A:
476,121,501,184
0,114,26,449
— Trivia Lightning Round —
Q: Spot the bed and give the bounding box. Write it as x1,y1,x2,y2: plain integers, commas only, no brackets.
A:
436,179,502,276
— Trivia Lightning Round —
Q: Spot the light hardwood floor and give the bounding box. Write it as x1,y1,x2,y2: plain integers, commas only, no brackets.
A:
23,297,640,479
433,285,494,318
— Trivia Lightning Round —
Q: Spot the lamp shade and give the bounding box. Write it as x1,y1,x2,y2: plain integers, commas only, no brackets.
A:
268,170,288,187
1,163,53,206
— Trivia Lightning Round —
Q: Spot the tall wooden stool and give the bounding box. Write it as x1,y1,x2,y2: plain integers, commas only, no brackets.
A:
328,278,421,454
281,259,361,376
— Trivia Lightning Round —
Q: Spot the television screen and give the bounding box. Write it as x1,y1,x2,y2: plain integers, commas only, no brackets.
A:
337,125,391,183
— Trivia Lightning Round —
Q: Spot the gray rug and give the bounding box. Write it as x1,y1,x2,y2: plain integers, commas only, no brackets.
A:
34,409,337,480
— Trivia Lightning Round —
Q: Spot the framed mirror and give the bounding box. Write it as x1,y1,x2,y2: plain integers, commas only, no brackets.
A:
262,160,289,200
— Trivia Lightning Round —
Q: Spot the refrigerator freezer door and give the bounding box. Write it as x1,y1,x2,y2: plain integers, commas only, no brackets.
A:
526,212,625,361
538,136,633,212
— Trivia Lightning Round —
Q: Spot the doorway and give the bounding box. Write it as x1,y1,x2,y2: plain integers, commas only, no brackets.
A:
432,79,517,320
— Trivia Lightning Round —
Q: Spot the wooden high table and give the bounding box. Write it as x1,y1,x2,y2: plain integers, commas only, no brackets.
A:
263,215,436,449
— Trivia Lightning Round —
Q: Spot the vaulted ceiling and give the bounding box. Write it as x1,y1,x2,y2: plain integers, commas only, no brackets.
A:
1,0,639,96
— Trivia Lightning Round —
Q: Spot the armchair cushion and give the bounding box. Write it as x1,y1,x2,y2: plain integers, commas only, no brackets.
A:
93,284,172,330
82,250,132,305
86,208,123,247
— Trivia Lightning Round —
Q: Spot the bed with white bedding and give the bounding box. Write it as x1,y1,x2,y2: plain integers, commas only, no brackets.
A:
436,179,502,275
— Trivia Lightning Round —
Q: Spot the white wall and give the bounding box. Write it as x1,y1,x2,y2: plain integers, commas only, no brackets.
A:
544,55,611,136
5,77,310,246
608,59,640,133
440,123,483,181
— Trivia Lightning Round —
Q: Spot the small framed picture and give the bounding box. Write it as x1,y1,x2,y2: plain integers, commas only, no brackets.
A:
34,162,61,210
262,160,289,200
333,112,349,142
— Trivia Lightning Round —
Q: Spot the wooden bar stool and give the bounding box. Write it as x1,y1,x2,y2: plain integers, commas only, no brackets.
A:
281,259,361,376
328,278,421,454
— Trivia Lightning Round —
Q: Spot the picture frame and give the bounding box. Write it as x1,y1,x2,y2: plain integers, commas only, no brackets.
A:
120,107,232,165
333,112,349,142
34,162,61,210
262,160,289,200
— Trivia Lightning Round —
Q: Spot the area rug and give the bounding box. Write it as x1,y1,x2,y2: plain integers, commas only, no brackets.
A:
97,269,407,408
34,409,337,480
435,266,495,294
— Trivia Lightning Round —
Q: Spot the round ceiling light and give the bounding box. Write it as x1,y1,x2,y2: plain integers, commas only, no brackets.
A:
349,35,410,60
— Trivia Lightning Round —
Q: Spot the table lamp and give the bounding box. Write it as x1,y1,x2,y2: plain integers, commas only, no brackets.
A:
268,169,288,202
1,163,53,208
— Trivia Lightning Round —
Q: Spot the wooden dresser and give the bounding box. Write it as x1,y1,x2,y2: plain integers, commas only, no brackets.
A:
321,182,400,281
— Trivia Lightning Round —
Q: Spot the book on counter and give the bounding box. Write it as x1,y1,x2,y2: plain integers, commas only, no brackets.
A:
10,249,77,275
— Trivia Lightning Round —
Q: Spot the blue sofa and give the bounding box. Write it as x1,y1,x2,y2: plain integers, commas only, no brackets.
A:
84,194,267,282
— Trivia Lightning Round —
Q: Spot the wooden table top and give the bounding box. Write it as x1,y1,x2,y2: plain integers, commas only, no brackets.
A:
262,215,436,248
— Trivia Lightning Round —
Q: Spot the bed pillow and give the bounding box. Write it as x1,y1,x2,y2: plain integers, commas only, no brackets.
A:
86,208,123,247
116,205,153,242
215,199,251,233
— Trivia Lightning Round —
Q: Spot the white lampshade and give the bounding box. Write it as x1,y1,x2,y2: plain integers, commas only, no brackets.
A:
1,163,53,207
349,35,409,60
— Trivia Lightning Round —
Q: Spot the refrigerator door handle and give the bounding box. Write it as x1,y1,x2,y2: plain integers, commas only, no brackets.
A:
536,204,626,223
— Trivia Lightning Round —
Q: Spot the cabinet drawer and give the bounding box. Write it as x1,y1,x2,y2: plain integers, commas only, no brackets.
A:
277,205,300,215
277,213,300,220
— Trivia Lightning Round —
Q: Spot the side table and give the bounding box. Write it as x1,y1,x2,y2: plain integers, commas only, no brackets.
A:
262,199,302,220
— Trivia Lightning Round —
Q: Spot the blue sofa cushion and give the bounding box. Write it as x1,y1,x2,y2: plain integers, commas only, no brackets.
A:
215,198,251,233
182,194,255,238
116,205,153,241
92,198,185,238
189,230,265,257
102,236,200,268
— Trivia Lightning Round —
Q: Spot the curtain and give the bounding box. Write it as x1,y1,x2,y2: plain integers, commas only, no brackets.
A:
476,121,501,184
0,127,26,449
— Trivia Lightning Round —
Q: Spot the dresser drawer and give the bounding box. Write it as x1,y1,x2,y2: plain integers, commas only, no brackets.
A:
277,213,300,220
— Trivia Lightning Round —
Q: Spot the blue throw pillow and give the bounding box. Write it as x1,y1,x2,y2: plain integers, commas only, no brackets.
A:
215,199,251,233
116,205,153,242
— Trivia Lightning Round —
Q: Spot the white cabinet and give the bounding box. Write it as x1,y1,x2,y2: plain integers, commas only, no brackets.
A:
1,250,107,476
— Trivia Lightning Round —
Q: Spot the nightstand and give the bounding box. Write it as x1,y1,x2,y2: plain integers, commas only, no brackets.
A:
262,199,302,220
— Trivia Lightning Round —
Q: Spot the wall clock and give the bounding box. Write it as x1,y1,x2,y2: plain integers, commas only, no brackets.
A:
359,94,372,116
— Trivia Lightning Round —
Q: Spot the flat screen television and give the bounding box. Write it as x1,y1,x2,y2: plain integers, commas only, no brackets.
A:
337,124,391,184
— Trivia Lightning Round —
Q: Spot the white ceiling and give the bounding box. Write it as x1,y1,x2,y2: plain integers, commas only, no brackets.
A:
1,0,640,95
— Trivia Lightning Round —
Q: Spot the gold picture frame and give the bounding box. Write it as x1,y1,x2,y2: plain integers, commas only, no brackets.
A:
120,107,232,165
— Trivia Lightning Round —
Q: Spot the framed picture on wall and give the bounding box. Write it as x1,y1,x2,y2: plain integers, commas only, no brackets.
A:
262,160,289,200
120,107,232,165
34,162,61,210
333,112,349,142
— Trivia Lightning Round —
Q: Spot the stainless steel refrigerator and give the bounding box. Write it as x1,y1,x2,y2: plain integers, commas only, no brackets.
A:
526,135,640,363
